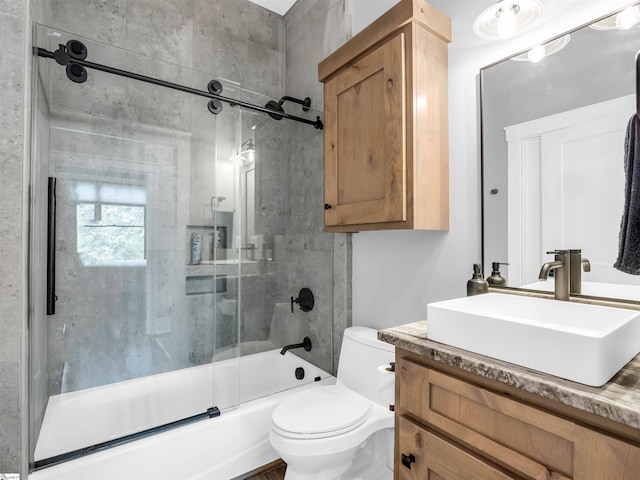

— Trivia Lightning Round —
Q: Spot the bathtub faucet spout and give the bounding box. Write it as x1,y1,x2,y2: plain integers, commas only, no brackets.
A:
280,337,312,355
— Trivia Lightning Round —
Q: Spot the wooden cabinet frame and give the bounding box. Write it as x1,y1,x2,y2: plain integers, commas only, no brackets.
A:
394,349,640,480
319,0,451,232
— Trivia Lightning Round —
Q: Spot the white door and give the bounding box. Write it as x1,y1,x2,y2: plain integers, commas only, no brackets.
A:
541,114,631,283
506,94,640,287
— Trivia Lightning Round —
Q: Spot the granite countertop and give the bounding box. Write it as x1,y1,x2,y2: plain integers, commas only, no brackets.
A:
379,321,640,430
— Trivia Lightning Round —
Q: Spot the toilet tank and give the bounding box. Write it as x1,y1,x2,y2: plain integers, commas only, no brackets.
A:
337,326,395,407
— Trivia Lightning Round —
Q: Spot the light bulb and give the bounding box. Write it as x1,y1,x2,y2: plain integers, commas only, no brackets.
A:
616,6,640,30
497,2,518,38
527,44,545,63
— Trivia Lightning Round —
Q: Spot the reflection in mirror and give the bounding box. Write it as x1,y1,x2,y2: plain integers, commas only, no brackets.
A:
481,3,640,302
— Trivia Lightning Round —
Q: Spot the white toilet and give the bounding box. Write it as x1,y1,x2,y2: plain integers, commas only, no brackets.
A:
269,326,395,480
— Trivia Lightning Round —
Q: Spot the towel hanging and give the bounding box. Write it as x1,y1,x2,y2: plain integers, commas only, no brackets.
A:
614,113,640,274
636,51,640,116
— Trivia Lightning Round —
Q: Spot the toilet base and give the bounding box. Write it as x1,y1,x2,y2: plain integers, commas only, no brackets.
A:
284,460,353,480
285,465,392,480
339,429,393,480
284,464,392,480
280,429,393,480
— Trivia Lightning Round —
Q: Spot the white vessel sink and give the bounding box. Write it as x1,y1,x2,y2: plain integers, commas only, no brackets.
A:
427,293,640,386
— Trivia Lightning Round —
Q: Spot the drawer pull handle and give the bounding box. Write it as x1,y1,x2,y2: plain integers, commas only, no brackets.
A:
401,453,415,469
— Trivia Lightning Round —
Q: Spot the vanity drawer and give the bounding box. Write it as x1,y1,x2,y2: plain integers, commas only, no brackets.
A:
397,358,574,480
398,415,520,480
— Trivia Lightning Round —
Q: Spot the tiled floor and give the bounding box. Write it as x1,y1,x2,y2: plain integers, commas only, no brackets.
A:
242,460,286,480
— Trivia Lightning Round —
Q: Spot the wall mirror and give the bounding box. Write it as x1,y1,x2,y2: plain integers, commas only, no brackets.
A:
481,3,640,303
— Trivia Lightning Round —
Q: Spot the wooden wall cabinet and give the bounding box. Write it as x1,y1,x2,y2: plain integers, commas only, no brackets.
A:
318,0,451,232
395,354,640,480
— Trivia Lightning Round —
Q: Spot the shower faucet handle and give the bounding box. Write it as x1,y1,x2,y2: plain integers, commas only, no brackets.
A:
291,288,314,313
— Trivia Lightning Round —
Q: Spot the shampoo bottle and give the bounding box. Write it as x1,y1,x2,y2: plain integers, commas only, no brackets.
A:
191,233,202,265
467,264,489,296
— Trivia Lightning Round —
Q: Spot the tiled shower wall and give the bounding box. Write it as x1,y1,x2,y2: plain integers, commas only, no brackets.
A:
47,0,284,99
0,0,353,472
248,117,335,371
0,0,28,472
285,0,352,370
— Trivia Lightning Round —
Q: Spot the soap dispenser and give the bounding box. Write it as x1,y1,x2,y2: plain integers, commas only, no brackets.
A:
467,264,489,296
487,262,508,286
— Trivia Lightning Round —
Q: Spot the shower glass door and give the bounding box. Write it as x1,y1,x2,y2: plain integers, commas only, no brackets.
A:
30,25,242,466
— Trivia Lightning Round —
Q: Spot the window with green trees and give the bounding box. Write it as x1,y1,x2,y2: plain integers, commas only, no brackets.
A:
74,182,147,266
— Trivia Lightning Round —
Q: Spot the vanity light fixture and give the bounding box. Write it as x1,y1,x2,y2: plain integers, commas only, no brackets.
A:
590,5,640,31
510,34,571,63
473,0,544,40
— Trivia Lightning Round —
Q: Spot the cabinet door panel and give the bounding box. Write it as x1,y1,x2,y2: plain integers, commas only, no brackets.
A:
396,354,640,480
397,358,574,480
574,427,640,479
324,33,406,226
398,416,519,480
337,69,386,206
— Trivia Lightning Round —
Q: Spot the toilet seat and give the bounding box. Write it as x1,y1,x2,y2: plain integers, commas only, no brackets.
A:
272,385,372,439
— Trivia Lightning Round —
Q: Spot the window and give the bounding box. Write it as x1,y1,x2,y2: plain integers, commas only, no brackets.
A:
74,182,147,266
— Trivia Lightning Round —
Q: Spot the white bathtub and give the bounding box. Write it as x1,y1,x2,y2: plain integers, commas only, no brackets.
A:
32,349,333,479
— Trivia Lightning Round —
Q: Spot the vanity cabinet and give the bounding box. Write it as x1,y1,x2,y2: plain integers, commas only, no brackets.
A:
398,416,519,480
317,0,451,232
395,354,640,480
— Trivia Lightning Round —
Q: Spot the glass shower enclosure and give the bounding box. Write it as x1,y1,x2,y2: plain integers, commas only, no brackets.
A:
29,25,330,469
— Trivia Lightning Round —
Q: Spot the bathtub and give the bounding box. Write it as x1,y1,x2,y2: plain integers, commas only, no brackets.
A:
31,349,333,479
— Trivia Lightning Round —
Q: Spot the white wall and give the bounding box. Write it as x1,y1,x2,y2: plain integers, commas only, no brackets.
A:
350,0,399,35
352,0,636,329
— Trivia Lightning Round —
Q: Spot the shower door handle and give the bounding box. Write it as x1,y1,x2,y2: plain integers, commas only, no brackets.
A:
47,177,57,315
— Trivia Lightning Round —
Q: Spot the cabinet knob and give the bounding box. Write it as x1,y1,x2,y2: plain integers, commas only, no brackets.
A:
401,453,415,469
324,204,332,210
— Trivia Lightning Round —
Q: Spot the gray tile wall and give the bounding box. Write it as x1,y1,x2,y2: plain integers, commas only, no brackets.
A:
0,0,27,473
48,0,284,99
250,118,336,373
284,0,351,373
285,0,350,105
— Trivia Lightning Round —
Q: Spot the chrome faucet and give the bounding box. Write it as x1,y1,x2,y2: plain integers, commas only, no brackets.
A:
569,249,591,295
538,250,570,301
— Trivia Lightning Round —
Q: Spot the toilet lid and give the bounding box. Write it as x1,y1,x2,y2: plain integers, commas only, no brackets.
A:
272,385,371,438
